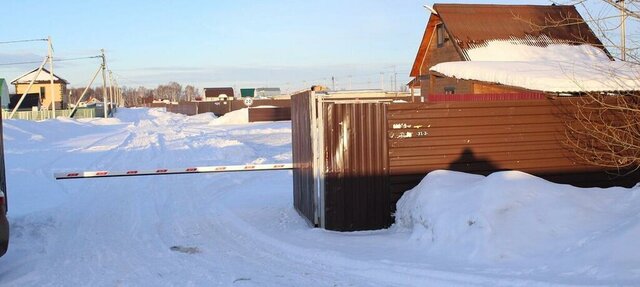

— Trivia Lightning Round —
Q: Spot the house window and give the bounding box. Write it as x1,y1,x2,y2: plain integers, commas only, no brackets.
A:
39,87,46,103
444,86,455,95
436,24,445,47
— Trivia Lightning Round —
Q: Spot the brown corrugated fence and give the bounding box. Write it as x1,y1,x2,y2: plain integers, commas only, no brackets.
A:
322,102,391,231
291,91,316,226
291,92,640,231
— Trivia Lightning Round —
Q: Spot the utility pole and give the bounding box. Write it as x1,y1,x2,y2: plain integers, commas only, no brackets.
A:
390,75,394,92
100,49,108,118
108,70,115,112
331,76,335,91
48,36,55,118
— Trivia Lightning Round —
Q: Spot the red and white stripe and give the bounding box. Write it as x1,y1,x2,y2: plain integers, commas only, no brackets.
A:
54,163,293,180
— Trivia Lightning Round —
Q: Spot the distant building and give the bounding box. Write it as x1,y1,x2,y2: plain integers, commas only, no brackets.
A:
203,87,234,101
240,88,255,98
11,68,68,109
0,79,9,108
240,88,281,98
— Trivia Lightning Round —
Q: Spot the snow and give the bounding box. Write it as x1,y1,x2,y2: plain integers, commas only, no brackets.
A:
209,108,249,125
0,108,638,286
464,40,611,62
396,170,640,281
431,60,640,93
431,38,640,93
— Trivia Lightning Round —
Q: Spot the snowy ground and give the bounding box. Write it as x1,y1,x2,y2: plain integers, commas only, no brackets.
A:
0,108,637,286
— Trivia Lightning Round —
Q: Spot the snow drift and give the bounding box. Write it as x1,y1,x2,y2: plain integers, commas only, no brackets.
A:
395,170,640,280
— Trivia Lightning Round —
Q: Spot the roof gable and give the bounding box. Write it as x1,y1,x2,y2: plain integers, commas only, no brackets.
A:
411,4,612,76
11,67,69,85
410,14,443,77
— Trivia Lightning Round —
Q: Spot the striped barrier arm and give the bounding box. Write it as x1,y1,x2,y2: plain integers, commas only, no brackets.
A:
54,163,293,180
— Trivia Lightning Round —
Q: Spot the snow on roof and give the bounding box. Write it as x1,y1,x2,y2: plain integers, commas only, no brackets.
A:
464,39,611,62
431,60,640,93
11,67,69,85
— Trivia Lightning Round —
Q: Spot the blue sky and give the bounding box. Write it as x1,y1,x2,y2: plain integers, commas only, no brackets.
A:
0,0,627,92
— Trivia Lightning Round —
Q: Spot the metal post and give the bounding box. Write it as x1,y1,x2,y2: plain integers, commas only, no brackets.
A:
48,36,56,119
100,49,108,118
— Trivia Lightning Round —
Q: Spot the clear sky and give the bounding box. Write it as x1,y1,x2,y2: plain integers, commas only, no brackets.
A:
0,0,628,93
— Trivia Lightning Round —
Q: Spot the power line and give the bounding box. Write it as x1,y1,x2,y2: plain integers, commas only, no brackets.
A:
0,56,101,66
0,38,47,45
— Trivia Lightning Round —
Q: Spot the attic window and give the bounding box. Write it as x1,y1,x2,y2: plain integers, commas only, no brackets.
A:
444,86,455,94
436,24,445,47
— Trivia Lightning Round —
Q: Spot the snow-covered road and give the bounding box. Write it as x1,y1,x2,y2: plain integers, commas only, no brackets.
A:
0,108,637,286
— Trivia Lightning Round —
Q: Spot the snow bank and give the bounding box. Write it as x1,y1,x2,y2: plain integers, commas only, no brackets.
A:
395,170,640,278
210,108,249,125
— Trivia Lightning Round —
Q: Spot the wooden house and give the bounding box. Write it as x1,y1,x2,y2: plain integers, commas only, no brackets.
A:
408,4,640,98
11,68,68,109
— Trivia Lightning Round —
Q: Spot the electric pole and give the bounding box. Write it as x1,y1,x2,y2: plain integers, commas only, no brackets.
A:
48,36,55,118
108,70,115,112
100,49,108,118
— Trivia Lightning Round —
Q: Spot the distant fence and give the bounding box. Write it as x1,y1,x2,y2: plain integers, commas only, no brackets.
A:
2,107,96,121
148,102,198,116
248,107,291,122
292,92,640,231
143,99,293,122
197,99,291,117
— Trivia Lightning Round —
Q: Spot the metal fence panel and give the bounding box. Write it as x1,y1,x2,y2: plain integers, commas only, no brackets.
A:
291,91,316,226
322,101,390,231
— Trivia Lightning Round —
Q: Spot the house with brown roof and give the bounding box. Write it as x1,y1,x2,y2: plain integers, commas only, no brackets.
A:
410,4,640,98
11,67,69,109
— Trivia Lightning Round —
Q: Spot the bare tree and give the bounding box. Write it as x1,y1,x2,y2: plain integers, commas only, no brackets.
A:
556,1,640,171
184,85,198,101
